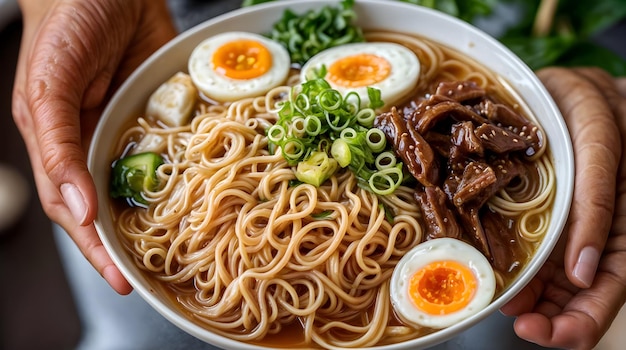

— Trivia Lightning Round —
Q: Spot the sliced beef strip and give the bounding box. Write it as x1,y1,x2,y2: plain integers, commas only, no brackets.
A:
452,161,497,208
481,208,524,274
454,157,525,209
424,131,452,158
475,123,527,154
473,99,543,156
456,205,491,260
435,81,486,103
414,186,462,240
374,108,439,187
411,99,487,134
450,121,486,157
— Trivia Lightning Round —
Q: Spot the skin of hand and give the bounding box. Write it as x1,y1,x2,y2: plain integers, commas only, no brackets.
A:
12,0,177,294
500,67,626,350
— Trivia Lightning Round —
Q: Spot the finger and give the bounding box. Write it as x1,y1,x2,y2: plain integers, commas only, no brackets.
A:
500,259,577,315
616,77,626,97
573,68,626,178
537,67,621,288
513,311,598,350
28,144,133,295
500,276,545,315
514,268,625,350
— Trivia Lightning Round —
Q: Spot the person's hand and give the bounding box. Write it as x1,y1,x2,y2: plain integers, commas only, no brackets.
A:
12,0,177,294
501,67,626,350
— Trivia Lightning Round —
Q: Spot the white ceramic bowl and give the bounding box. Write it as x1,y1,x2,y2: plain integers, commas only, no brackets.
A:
88,1,574,349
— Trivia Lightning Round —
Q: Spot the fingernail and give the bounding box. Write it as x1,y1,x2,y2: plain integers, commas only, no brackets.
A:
61,183,87,225
573,246,600,288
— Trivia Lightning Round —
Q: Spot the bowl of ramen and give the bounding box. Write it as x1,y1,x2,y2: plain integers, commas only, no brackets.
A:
88,0,574,349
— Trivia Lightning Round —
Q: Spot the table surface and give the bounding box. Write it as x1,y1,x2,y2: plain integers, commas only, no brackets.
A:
1,1,624,349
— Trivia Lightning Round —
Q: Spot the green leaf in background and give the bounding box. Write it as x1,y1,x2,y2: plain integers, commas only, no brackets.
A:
559,41,626,76
558,0,626,37
499,35,576,71
241,0,275,6
241,0,626,76
397,0,498,22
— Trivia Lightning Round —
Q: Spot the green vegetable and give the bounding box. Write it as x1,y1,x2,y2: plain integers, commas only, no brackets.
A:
331,138,352,168
269,77,402,195
262,0,364,66
295,151,338,187
311,210,334,220
110,152,164,206
379,202,396,224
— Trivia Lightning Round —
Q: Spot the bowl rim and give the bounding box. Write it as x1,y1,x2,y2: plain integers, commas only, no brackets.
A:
88,1,574,349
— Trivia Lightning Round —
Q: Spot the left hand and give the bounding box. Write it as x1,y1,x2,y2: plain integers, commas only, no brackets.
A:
12,0,178,294
500,67,626,350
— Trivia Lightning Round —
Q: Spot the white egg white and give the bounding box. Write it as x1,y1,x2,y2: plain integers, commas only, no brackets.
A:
300,42,420,108
188,31,290,102
390,237,496,329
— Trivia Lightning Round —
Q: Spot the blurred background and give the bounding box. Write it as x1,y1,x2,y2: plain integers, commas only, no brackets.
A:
1,0,624,349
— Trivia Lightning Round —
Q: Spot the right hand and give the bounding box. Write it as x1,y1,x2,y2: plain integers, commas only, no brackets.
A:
501,67,626,349
12,0,177,294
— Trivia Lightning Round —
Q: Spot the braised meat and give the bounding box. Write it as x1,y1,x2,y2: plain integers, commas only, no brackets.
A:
375,107,439,187
374,80,542,272
414,186,462,240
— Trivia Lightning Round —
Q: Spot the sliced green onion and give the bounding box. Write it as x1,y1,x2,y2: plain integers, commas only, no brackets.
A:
343,91,361,114
366,128,386,152
318,89,343,111
295,151,338,187
357,108,377,127
268,125,286,143
312,210,334,220
325,110,351,132
282,138,306,164
340,127,357,141
294,93,311,115
368,165,403,196
304,115,322,136
317,138,331,153
291,117,306,137
375,151,397,170
331,138,352,168
266,76,404,194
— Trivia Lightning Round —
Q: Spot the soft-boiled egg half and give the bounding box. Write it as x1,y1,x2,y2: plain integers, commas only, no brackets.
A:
300,42,420,108
188,31,291,102
390,237,496,329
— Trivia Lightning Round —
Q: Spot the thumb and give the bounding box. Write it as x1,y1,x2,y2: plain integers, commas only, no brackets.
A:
28,76,98,226
25,22,105,226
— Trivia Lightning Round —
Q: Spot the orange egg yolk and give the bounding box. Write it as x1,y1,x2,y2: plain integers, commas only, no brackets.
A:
212,39,272,80
408,260,477,315
327,54,391,88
